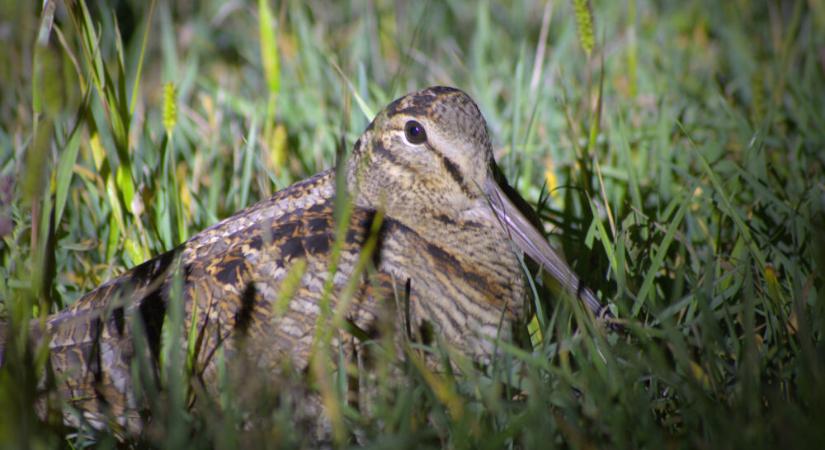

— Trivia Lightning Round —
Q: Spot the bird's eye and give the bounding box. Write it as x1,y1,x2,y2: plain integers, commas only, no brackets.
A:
404,120,427,145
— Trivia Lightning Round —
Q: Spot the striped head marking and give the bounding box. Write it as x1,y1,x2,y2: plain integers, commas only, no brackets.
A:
347,86,495,218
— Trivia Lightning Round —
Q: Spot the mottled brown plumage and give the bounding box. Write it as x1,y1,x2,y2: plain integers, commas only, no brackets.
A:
25,86,608,436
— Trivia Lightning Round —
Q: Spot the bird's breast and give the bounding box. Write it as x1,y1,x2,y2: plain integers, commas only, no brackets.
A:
376,212,526,361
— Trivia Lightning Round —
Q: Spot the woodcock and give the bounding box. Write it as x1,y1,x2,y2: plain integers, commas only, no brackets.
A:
13,86,611,436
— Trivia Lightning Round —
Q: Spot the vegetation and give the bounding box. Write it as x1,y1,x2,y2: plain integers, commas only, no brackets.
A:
1,0,823,448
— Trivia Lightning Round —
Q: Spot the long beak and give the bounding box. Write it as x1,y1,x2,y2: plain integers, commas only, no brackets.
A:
484,178,607,319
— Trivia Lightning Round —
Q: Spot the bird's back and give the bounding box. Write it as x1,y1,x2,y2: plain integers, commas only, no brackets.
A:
39,169,392,433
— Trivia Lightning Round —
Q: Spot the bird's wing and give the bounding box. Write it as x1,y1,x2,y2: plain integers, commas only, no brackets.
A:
39,169,392,433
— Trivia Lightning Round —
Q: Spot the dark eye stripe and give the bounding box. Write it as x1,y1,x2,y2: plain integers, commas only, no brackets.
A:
372,139,399,164
373,126,474,198
428,144,474,198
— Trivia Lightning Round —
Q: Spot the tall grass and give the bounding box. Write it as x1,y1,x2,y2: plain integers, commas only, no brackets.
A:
1,0,824,448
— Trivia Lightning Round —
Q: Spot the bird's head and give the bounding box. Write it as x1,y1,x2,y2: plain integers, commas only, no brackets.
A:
347,86,494,217
347,86,606,317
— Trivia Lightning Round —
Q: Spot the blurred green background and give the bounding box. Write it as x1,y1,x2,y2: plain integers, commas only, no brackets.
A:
1,0,824,448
